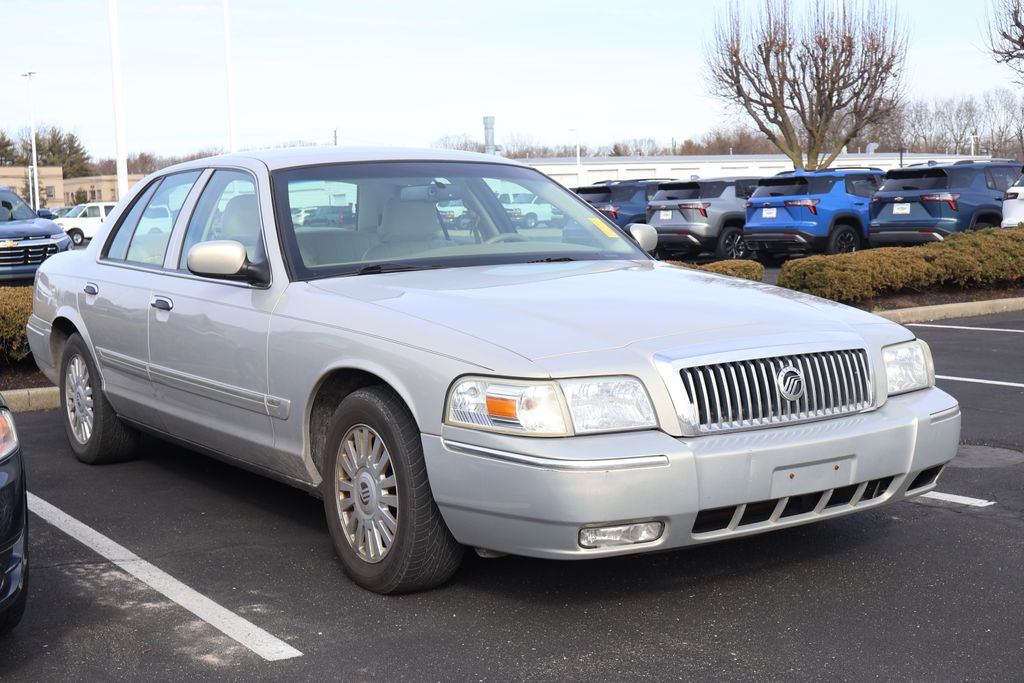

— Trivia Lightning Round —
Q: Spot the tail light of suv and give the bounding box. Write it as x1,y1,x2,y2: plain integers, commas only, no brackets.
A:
595,205,620,219
784,198,821,215
921,193,960,211
678,202,711,217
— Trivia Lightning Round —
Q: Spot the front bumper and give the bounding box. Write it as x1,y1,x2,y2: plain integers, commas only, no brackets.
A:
0,447,28,613
423,387,960,559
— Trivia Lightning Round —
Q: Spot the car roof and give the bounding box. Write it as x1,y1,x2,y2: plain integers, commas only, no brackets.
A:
897,160,1022,171
164,146,526,172
775,168,881,178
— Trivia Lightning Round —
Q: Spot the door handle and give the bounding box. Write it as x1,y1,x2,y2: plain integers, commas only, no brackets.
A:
83,282,98,296
150,296,173,312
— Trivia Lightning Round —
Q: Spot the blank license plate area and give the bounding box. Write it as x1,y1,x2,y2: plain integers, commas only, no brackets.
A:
893,203,911,215
770,456,855,498
762,207,777,218
660,210,673,220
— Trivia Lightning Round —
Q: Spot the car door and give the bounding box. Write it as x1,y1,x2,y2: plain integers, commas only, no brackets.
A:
147,167,286,470
79,170,204,428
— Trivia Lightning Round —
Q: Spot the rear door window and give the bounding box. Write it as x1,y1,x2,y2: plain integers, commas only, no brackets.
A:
104,171,201,266
845,175,880,198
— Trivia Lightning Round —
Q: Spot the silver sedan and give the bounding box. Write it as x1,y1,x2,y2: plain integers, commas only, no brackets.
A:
27,147,960,593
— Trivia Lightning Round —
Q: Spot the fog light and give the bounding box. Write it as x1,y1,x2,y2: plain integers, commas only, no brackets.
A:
578,521,664,549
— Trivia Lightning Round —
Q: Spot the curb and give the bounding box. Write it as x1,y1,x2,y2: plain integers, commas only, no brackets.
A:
2,386,59,413
876,296,1024,324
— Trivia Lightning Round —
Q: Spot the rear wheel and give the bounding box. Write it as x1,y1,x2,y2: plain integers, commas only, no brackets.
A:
322,386,463,593
826,224,860,254
523,213,538,229
68,229,84,246
60,334,139,464
715,226,750,260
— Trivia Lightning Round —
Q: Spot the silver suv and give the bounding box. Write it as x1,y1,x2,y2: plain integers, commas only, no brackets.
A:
646,177,760,259
27,148,959,594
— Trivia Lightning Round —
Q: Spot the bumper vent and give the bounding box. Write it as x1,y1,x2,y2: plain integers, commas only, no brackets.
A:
691,476,896,535
679,349,872,434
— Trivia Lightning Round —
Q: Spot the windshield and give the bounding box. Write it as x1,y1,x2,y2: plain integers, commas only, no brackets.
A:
272,162,645,279
879,169,948,192
0,190,37,222
65,204,86,218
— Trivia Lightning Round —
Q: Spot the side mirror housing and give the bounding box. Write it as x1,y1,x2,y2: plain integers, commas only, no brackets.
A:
627,223,658,253
187,240,269,285
36,209,56,219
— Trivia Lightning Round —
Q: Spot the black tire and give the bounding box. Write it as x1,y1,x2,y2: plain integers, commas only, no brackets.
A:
59,334,139,464
68,229,84,246
523,213,538,229
826,224,861,254
971,220,994,231
715,226,750,260
322,386,463,594
0,573,27,636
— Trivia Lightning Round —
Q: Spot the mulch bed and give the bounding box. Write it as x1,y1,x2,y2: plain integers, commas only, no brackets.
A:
0,359,54,392
857,286,1024,312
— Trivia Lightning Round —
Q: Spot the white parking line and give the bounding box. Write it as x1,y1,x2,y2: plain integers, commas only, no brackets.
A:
935,375,1024,389
921,491,996,507
27,492,303,662
908,323,1024,334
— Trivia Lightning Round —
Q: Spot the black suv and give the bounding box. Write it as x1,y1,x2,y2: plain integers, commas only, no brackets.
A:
869,161,1023,246
573,179,673,228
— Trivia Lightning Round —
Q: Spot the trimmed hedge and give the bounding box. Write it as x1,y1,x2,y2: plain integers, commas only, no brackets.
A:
667,259,765,281
776,228,1024,303
0,287,33,364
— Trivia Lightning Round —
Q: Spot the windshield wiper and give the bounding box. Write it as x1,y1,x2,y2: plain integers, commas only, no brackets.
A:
527,256,576,263
350,263,441,276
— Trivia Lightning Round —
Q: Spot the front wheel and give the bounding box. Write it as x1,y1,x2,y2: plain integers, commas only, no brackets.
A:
523,213,538,229
60,334,139,464
715,226,750,260
68,229,84,246
826,225,861,254
322,387,463,594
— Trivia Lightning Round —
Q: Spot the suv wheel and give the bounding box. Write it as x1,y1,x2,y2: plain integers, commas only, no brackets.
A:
827,225,860,254
322,387,463,593
716,227,750,260
60,334,139,464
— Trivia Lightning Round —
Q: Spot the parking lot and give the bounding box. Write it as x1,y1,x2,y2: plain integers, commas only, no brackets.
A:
0,311,1021,681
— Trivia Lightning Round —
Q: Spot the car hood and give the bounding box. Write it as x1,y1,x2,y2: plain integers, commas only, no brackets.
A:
0,217,59,239
309,261,894,361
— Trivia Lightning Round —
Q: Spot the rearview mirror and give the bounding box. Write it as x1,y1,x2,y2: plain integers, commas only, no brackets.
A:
627,223,658,253
187,240,269,285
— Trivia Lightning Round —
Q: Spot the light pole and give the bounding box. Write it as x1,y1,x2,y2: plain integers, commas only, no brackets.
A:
223,0,237,152
570,128,582,186
21,71,39,210
107,0,129,200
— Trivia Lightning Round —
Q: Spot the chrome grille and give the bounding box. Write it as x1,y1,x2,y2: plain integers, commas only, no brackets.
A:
679,349,872,434
0,242,58,266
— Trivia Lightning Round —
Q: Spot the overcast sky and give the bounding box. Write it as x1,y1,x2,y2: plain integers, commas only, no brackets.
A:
0,0,1011,159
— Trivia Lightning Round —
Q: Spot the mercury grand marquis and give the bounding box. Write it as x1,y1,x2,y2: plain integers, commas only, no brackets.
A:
27,148,961,593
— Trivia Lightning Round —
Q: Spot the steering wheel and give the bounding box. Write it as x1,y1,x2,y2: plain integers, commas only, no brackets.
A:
485,232,529,244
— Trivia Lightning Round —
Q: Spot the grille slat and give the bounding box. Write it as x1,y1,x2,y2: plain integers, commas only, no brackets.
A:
680,349,872,434
0,243,58,266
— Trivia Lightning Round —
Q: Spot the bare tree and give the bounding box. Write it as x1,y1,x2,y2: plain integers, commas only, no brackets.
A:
705,0,908,169
432,134,484,153
934,95,981,154
989,0,1024,83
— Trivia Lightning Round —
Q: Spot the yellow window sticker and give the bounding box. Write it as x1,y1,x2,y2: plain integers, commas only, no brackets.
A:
590,217,620,238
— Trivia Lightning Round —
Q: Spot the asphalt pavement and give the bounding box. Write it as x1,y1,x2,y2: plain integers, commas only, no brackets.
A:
0,312,1022,681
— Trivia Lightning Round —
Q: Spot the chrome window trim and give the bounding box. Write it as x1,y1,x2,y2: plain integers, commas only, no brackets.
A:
654,339,877,437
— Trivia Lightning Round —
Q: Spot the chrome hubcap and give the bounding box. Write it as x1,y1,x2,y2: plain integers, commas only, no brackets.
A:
64,354,94,444
335,424,398,563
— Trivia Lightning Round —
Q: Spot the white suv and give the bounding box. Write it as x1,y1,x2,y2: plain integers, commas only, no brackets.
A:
1001,174,1024,228
55,202,117,245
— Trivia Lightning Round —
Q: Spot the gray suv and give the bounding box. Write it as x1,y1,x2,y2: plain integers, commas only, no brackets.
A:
646,177,760,259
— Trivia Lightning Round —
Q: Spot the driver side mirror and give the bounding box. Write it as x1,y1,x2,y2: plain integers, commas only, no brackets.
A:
187,240,270,285
627,223,658,253
36,209,56,219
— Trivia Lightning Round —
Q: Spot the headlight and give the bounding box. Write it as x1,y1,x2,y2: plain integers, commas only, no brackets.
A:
445,376,657,436
50,232,69,240
883,340,934,396
0,409,19,464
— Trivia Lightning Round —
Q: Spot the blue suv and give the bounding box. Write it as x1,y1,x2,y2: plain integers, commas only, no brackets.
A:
573,179,672,228
0,185,73,281
869,161,1023,246
744,169,883,256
